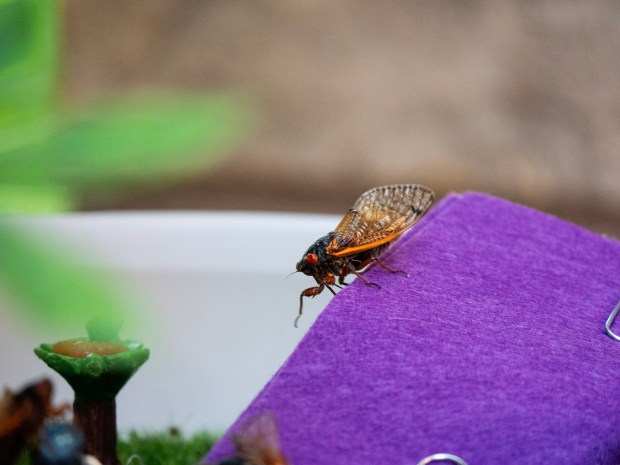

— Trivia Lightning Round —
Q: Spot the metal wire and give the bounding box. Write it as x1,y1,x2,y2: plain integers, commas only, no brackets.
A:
416,452,468,465
605,299,620,342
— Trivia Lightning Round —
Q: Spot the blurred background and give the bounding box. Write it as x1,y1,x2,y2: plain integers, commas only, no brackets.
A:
1,0,619,434
64,0,620,237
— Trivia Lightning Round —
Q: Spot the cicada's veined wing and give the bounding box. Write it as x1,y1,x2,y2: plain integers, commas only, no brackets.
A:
326,184,434,257
231,413,290,465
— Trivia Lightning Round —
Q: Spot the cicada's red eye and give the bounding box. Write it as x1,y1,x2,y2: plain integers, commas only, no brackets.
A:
305,253,319,265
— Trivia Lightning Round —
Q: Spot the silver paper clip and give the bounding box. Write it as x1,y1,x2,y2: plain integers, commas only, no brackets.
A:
416,453,468,465
605,299,620,342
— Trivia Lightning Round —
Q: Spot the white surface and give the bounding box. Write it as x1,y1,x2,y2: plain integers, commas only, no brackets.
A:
0,211,340,433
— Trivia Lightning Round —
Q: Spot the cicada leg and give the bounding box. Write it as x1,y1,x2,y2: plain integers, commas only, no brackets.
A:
295,284,338,327
345,263,381,288
373,257,408,276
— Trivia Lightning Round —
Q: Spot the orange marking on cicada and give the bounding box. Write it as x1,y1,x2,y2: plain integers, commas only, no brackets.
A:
326,232,405,257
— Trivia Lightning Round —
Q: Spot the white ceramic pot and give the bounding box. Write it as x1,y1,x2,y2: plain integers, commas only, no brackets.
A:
0,211,339,433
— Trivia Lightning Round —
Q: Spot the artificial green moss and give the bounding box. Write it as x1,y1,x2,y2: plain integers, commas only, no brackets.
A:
16,429,219,465
117,429,219,465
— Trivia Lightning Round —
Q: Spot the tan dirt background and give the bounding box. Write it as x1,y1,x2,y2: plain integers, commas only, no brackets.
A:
65,1,620,237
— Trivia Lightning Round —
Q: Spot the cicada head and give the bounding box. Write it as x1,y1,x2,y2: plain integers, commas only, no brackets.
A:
295,233,334,278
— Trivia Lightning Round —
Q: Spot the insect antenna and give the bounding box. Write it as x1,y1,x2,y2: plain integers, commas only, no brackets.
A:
285,271,300,280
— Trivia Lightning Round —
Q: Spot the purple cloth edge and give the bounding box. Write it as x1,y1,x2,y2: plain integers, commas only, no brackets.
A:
205,192,620,465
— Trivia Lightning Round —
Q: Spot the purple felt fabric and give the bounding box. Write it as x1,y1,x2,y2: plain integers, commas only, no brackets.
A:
206,193,620,465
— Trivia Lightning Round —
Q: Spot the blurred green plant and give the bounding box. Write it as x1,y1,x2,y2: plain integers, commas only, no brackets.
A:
0,0,250,335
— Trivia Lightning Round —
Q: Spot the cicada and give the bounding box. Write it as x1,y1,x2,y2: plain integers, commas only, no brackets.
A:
294,184,434,326
214,413,290,465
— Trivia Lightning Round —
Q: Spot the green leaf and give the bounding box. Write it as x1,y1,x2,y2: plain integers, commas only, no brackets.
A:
0,0,59,136
0,221,136,337
0,184,74,213
0,93,251,192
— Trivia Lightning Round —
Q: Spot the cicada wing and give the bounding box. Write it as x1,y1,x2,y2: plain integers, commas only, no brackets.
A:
327,184,434,257
231,413,290,465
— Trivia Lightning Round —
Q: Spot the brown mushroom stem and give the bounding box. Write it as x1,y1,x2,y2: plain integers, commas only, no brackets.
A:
73,400,120,465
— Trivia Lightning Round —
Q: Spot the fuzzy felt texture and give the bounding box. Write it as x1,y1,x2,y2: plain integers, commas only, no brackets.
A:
205,193,620,465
